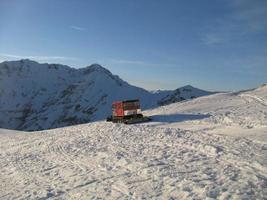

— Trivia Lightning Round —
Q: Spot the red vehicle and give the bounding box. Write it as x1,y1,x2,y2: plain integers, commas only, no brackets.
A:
107,99,150,124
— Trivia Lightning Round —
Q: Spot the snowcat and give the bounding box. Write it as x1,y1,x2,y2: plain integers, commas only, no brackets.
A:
106,99,151,124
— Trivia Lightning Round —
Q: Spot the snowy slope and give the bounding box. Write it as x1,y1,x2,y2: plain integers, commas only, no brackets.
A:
0,85,266,199
145,84,267,142
146,84,267,127
0,59,212,131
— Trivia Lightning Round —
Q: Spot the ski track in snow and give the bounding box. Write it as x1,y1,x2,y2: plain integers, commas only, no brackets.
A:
0,122,267,199
0,85,267,199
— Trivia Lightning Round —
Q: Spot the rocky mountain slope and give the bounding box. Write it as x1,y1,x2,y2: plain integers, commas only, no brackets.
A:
0,59,212,131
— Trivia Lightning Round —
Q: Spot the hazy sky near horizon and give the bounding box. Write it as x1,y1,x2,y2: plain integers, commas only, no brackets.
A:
0,0,266,91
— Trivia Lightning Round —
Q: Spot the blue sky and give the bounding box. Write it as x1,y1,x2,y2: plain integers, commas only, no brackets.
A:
0,0,266,91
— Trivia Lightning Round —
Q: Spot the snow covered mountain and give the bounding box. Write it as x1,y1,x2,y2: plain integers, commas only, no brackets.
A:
0,84,266,199
0,59,213,131
146,83,267,137
157,85,212,106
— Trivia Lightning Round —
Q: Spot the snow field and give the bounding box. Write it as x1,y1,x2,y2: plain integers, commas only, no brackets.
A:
1,84,266,199
145,85,267,142
0,122,266,199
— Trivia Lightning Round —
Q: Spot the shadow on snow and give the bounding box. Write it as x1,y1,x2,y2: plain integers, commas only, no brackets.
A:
149,113,211,123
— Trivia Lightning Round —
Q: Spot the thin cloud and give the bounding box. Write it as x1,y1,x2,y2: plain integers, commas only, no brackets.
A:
111,59,147,65
0,53,79,62
201,34,224,45
69,25,86,31
110,59,176,67
232,0,267,30
201,0,267,45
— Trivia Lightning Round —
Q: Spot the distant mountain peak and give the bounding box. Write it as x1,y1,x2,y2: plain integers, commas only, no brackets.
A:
16,59,39,66
82,63,111,75
181,85,193,89
89,63,105,69
259,83,267,88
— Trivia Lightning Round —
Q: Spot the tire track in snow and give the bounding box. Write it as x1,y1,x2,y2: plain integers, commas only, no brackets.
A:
2,137,64,199
46,129,96,173
239,94,267,107
53,140,86,172
1,121,267,199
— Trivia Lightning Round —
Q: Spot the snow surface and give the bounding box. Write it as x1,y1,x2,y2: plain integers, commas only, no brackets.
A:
0,85,266,199
0,59,212,131
145,84,267,142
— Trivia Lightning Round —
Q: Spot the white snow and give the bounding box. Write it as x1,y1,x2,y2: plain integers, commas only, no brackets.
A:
145,84,267,142
0,59,212,131
0,85,266,199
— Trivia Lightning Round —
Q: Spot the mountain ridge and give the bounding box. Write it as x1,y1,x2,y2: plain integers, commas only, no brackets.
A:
0,59,213,131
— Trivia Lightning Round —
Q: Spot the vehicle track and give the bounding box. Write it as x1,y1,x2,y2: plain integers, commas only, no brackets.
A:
239,94,267,107
1,121,267,199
